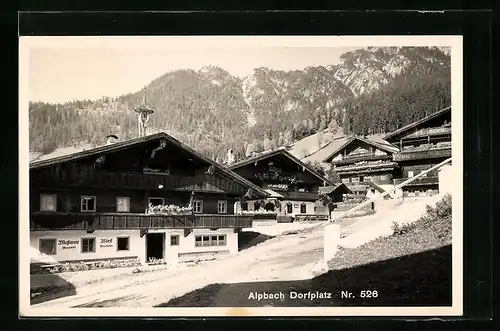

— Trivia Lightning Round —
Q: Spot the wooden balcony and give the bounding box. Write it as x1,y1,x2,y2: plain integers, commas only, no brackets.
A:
331,153,391,166
280,191,320,201
30,169,244,195
393,147,451,162
30,212,254,231
334,162,398,175
393,176,439,187
404,126,452,139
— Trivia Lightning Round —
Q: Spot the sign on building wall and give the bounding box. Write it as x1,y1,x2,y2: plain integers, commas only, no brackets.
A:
100,238,113,248
58,239,79,250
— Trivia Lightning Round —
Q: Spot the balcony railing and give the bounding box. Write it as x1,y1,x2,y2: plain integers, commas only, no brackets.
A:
393,176,439,186
404,126,452,139
331,153,391,166
280,191,320,201
30,170,243,194
393,147,451,161
334,162,398,175
30,212,254,231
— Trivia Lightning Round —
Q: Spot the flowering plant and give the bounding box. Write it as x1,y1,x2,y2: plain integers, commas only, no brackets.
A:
241,210,277,214
147,203,193,215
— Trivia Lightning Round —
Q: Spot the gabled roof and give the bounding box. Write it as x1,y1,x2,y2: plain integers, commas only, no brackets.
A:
300,136,351,164
318,183,353,195
322,136,399,163
29,132,270,199
228,148,334,186
383,106,451,142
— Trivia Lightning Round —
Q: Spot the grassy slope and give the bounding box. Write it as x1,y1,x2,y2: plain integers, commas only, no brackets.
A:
160,194,452,307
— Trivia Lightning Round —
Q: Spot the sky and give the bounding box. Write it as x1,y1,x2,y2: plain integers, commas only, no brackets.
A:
25,37,362,103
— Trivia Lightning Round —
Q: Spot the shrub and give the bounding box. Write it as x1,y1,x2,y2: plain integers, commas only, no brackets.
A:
391,193,452,239
34,258,143,275
391,221,417,236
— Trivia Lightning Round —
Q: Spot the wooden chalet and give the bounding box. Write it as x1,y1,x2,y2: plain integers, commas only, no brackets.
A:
384,106,452,197
227,148,334,221
322,136,400,195
29,132,270,266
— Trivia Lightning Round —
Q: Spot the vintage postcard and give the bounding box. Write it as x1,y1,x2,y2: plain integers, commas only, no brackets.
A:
19,35,463,317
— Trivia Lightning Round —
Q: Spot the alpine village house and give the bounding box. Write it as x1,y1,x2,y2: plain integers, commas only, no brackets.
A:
29,130,272,267
322,136,400,197
383,106,452,197
321,106,452,198
227,149,351,222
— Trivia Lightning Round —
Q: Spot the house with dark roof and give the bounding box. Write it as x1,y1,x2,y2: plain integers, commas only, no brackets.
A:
384,106,452,197
322,136,400,195
30,132,270,266
227,148,334,219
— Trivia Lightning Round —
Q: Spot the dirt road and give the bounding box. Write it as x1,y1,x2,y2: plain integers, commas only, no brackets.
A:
30,196,440,308
32,223,326,308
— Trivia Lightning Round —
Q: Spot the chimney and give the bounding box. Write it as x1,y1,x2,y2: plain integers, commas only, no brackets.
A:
106,134,119,145
226,149,235,165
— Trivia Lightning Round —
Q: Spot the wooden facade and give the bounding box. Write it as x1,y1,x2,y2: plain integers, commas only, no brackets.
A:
384,107,451,196
30,133,269,231
228,149,332,217
323,136,400,194
30,212,254,231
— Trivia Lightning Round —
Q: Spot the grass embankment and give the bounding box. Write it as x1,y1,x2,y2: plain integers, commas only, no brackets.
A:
330,193,452,270
159,194,453,307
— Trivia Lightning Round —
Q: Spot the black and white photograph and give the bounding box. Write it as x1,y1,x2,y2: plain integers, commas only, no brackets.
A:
19,36,463,316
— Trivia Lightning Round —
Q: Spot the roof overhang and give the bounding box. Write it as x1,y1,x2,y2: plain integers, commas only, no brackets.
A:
30,132,270,199
383,106,451,142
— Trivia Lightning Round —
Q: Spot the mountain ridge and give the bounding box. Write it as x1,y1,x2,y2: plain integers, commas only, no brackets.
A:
29,46,451,163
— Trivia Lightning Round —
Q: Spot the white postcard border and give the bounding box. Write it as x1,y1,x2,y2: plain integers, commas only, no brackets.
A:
19,35,463,317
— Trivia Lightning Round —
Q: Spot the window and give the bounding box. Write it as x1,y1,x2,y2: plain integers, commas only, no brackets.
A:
81,196,96,212
351,177,360,183
40,194,57,211
195,235,226,247
148,197,164,206
170,235,180,246
408,171,414,178
116,197,130,212
39,238,56,255
359,176,364,182
286,203,293,214
192,199,203,213
241,202,248,211
341,178,350,184
300,203,307,214
117,237,130,251
81,237,96,253
217,200,227,214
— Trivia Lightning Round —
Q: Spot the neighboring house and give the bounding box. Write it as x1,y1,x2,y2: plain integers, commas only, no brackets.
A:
322,136,400,195
227,148,333,218
318,183,353,204
29,132,270,266
384,106,452,197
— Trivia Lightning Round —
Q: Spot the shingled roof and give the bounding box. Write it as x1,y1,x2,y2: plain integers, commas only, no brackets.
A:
383,106,451,142
30,132,270,198
322,136,399,163
228,148,334,186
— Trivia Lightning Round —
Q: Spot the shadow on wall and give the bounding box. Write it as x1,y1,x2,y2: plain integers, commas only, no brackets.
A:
30,266,77,305
238,231,275,251
155,245,452,307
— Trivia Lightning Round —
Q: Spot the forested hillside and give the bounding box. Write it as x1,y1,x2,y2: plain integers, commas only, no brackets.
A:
29,46,451,162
